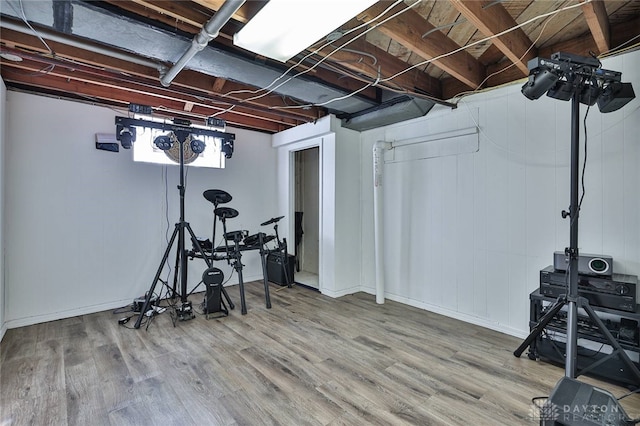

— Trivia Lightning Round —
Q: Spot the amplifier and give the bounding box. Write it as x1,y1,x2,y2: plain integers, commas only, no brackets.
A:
267,253,295,286
553,251,613,276
540,265,637,312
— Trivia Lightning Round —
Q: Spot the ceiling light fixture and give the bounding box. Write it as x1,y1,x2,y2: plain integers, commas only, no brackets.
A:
233,0,378,62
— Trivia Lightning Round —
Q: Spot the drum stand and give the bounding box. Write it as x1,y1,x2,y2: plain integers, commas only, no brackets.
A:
217,215,249,315
133,131,234,329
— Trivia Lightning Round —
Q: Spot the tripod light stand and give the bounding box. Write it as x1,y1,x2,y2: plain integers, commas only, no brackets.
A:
513,53,639,382
115,116,236,329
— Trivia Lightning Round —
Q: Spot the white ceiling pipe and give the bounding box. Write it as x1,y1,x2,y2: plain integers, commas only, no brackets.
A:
160,0,246,87
373,141,392,304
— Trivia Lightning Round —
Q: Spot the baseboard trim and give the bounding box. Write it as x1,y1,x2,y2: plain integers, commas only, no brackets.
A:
320,285,361,299
359,288,528,339
4,298,134,329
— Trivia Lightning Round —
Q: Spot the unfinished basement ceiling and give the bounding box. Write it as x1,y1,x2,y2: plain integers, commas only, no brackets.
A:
1,0,639,133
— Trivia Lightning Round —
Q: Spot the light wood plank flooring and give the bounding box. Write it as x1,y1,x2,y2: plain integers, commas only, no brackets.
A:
2,282,639,425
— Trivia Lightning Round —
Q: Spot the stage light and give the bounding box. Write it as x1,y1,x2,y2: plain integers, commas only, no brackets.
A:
154,134,173,151
116,124,136,149
579,84,600,106
221,139,234,159
522,68,560,100
597,82,636,113
190,137,205,154
547,80,575,101
115,115,236,167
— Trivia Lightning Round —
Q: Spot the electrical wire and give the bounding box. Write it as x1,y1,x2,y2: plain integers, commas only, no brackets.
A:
452,9,559,102
261,0,592,113
380,0,592,87
211,0,420,116
9,0,55,55
618,387,640,401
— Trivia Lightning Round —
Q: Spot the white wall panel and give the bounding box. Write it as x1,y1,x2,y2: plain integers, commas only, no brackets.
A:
4,92,275,327
359,50,640,337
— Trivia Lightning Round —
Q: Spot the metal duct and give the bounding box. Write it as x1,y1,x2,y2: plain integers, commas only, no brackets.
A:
1,0,447,129
1,0,376,114
341,96,436,131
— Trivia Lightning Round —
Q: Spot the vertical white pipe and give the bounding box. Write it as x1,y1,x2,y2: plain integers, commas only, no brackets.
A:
373,141,392,304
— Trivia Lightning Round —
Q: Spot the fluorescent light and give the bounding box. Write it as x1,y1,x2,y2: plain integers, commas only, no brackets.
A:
233,0,377,62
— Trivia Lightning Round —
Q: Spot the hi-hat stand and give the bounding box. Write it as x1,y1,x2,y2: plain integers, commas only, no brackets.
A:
134,130,234,329
514,92,640,383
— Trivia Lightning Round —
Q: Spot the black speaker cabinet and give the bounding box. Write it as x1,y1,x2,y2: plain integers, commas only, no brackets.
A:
542,377,632,425
267,253,295,286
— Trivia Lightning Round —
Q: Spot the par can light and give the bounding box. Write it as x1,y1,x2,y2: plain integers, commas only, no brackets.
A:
153,134,173,151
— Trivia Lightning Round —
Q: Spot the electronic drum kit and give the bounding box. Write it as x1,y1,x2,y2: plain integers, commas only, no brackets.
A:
191,189,292,317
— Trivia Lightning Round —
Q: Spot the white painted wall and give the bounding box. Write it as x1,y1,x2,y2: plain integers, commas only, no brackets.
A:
360,50,640,338
4,92,275,328
273,115,362,297
0,79,6,341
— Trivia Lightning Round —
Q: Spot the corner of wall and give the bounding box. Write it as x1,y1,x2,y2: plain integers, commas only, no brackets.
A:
0,78,7,342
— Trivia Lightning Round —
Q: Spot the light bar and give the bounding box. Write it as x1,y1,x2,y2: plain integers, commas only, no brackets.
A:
233,0,377,62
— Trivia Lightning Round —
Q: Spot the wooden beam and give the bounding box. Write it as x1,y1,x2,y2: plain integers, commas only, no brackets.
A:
190,0,266,24
316,22,443,99
581,0,610,54
358,2,485,89
0,55,308,131
212,77,226,93
2,66,289,133
0,28,324,121
449,0,535,76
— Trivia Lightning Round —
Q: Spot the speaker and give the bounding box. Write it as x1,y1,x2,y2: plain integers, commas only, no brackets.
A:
553,251,613,276
202,267,227,318
541,377,632,425
267,253,295,286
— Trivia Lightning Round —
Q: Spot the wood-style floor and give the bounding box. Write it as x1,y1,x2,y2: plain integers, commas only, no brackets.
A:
2,282,639,425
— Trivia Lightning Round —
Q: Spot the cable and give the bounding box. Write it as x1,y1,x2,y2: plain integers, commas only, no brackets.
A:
212,0,419,116
618,387,640,401
7,0,55,55
577,100,592,215
452,9,559,102
381,0,591,87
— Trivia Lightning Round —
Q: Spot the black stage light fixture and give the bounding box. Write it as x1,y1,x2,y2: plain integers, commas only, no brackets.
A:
154,134,173,151
190,137,205,154
547,80,576,101
116,124,136,149
579,83,600,106
598,82,636,113
522,59,561,100
221,138,234,159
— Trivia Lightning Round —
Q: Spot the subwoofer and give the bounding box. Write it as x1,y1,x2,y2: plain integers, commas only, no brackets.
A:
267,253,295,286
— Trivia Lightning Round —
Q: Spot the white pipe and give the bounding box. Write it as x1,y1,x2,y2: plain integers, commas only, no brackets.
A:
160,0,246,87
373,141,392,304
